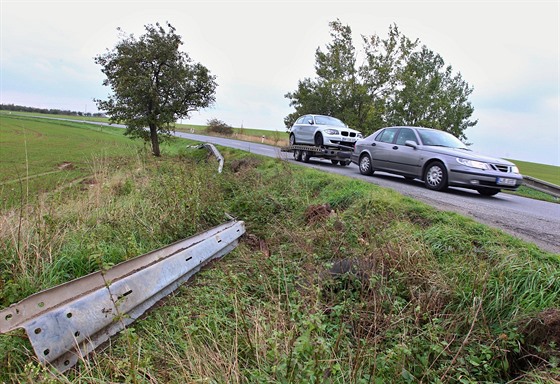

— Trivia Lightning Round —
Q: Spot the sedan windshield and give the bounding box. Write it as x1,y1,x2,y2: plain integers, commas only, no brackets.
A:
417,129,467,149
314,116,346,127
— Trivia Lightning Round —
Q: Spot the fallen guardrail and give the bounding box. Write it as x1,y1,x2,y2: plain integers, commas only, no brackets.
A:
192,143,224,173
0,219,245,372
523,176,560,198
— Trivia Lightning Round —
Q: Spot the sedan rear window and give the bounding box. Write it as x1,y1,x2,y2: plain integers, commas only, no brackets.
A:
376,128,399,143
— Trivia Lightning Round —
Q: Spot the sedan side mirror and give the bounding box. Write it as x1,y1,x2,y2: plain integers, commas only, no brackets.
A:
308,120,314,125
405,140,418,149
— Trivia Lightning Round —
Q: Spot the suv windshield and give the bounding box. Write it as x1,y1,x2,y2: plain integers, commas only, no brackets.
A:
314,116,346,127
417,129,467,149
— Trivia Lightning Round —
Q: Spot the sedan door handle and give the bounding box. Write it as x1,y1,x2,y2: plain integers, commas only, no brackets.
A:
371,143,376,146
392,146,398,150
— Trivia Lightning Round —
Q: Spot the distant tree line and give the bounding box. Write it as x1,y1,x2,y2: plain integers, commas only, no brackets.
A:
0,103,106,118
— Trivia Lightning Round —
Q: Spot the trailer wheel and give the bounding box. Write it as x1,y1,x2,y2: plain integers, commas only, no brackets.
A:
293,150,302,161
302,151,311,163
331,160,339,165
343,160,351,166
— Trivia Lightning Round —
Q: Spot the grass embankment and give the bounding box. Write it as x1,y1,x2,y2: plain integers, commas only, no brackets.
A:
0,116,559,383
0,114,144,209
510,160,560,186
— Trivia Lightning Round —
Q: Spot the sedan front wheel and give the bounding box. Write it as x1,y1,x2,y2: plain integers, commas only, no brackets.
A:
424,161,448,191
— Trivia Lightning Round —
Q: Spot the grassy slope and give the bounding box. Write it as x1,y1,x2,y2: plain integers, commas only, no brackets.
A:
509,159,560,185
0,114,143,208
0,120,558,383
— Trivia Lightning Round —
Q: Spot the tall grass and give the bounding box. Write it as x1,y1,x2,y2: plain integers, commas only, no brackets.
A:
1,144,559,383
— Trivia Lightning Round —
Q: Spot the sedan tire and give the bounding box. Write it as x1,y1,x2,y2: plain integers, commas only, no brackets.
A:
359,154,374,175
424,161,448,191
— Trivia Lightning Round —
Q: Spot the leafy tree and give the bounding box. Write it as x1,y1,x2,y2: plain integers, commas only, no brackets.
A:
385,46,476,140
95,22,217,156
284,20,370,131
285,21,477,139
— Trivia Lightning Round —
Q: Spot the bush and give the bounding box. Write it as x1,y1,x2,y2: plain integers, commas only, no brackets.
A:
206,118,233,135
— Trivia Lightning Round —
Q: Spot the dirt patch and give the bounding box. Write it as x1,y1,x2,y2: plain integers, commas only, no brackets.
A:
514,308,560,373
243,233,270,257
230,158,262,173
304,203,333,224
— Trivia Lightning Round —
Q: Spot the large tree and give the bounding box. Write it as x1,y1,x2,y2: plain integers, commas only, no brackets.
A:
285,21,477,139
95,22,217,156
284,20,371,131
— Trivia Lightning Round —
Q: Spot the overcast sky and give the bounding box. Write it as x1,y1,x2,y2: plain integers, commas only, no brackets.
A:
1,0,558,166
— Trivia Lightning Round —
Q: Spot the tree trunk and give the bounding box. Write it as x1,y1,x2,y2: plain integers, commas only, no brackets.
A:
149,124,160,156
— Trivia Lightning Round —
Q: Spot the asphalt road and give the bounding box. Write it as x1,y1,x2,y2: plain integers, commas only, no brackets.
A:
177,132,560,254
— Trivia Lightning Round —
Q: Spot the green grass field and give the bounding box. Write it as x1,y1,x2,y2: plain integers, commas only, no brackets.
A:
0,114,144,208
509,159,560,185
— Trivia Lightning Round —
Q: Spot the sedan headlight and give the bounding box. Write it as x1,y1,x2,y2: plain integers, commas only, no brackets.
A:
323,129,340,135
511,165,520,174
456,158,491,170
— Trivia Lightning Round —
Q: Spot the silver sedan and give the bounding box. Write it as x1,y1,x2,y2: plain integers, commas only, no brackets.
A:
351,126,523,196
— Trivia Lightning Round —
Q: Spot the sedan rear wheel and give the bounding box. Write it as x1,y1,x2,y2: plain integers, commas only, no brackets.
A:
424,161,448,191
359,154,374,175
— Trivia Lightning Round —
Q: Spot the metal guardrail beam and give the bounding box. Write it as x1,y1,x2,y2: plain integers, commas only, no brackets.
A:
523,176,560,198
191,143,224,173
0,220,245,372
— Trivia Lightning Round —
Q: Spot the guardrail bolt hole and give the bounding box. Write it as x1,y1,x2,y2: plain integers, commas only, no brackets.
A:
38,302,45,308
5,314,12,321
74,331,80,337
34,328,41,334
67,312,72,318
64,360,70,366
43,349,50,356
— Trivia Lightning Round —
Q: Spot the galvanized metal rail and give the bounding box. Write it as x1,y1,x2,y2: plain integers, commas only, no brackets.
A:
523,175,560,198
0,220,245,372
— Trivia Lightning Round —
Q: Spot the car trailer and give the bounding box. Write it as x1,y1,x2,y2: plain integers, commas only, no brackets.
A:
281,144,353,166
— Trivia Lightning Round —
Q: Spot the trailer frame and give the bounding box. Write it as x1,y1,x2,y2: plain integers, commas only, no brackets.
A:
281,144,353,166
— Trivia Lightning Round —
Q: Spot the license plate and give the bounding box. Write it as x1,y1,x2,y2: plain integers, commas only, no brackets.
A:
341,137,352,141
497,177,516,186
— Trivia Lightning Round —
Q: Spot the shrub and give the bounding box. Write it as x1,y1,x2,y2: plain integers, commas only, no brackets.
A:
206,118,233,135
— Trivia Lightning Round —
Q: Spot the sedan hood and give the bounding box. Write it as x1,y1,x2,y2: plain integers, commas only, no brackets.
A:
424,146,514,166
